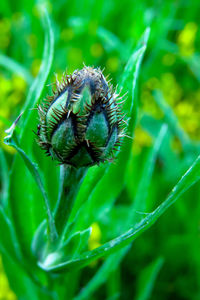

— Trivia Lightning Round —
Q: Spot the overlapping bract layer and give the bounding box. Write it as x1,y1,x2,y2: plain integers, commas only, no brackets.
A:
37,66,125,167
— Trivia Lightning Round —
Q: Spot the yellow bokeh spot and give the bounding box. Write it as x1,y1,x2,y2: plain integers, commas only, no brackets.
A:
2,143,16,155
193,89,200,102
0,18,11,32
0,18,11,49
0,76,12,96
141,90,163,119
31,59,41,77
0,108,9,119
160,73,182,105
0,256,17,300
162,53,176,66
133,127,152,154
175,101,193,117
12,76,27,93
0,73,26,154
90,43,104,58
178,22,197,45
88,222,102,251
177,22,197,57
7,92,22,106
184,118,199,134
106,57,119,73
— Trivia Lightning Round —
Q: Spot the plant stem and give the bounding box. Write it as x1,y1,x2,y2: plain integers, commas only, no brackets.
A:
54,165,87,238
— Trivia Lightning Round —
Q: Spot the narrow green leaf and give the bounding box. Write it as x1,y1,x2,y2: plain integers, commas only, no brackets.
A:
182,54,200,83
1,249,47,300
6,8,55,257
153,90,190,150
74,248,128,300
132,124,168,213
97,27,124,54
20,8,54,139
0,208,22,261
4,116,57,242
0,149,9,206
135,257,164,300
39,153,200,272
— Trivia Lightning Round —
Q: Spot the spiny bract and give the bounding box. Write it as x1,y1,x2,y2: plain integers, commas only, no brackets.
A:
37,66,125,168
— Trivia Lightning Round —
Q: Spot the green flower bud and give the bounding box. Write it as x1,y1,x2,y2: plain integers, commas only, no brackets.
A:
37,66,125,168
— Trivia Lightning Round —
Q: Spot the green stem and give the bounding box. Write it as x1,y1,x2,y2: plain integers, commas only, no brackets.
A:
54,165,87,238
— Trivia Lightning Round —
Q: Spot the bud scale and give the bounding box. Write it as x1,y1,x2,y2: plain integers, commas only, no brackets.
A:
37,66,125,168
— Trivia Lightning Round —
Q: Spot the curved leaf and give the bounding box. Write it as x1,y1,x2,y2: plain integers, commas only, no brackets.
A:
7,9,55,257
39,153,200,272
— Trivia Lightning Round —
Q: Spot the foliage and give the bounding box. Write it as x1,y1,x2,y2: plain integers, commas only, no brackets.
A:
0,0,200,299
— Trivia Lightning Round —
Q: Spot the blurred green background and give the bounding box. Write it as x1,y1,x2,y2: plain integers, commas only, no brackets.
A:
0,0,200,299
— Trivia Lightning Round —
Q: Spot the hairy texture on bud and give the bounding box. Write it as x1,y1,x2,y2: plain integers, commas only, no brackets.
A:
37,66,125,168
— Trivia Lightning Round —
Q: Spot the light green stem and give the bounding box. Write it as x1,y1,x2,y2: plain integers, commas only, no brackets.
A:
54,165,87,237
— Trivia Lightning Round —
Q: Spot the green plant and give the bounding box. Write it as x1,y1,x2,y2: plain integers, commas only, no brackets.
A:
1,4,200,300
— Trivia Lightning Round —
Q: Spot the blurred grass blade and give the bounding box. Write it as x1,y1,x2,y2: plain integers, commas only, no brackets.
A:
0,149,9,206
0,53,33,85
1,252,41,300
119,46,146,114
153,90,190,149
97,27,124,53
20,8,54,138
135,257,164,300
0,208,22,261
182,54,200,82
40,153,200,271
4,115,57,242
74,248,128,300
119,27,150,90
133,124,168,213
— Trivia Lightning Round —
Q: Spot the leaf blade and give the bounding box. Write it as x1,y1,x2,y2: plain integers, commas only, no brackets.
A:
40,153,200,272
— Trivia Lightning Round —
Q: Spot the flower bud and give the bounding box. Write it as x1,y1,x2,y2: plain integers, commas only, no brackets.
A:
37,66,124,168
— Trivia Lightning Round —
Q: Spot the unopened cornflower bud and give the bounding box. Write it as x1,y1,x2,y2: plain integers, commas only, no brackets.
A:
37,66,125,168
